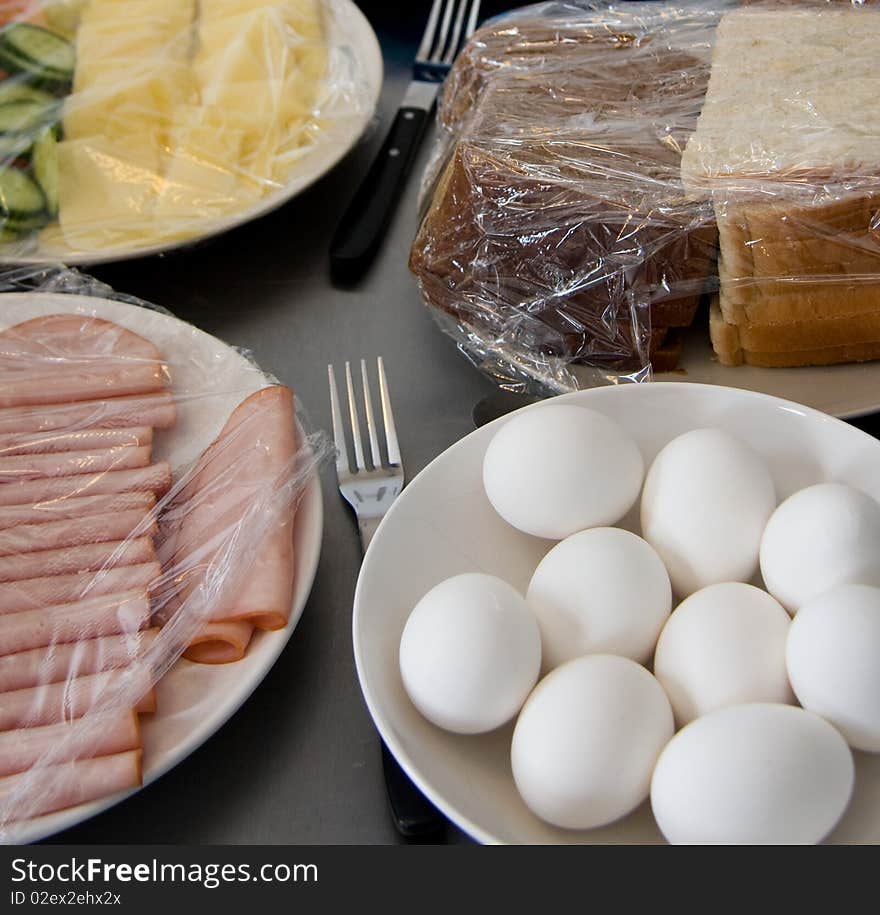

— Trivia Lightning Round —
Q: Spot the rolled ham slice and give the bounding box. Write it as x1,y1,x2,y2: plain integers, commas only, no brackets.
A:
0,591,149,657
0,492,156,531
0,463,171,506
0,629,157,692
183,620,255,664
167,386,297,645
0,564,160,615
0,426,152,456
0,750,142,821
0,668,155,730
0,509,156,558
0,391,176,435
0,445,151,482
0,314,167,408
0,710,140,777
0,537,156,583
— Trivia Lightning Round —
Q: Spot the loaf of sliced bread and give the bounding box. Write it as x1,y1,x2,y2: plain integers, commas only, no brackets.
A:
684,6,880,368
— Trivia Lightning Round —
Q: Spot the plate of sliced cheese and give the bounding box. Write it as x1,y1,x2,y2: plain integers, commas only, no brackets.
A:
0,294,323,842
0,0,382,265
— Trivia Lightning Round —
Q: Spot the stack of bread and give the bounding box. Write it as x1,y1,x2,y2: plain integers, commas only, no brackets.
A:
681,5,880,367
410,5,718,376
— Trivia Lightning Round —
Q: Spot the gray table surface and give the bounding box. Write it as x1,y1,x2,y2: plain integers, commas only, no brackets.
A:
43,2,880,846
47,3,494,846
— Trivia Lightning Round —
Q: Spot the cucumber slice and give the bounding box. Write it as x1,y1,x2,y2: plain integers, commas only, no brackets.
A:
0,80,55,108
0,166,46,226
31,127,57,217
0,100,60,135
0,25,75,90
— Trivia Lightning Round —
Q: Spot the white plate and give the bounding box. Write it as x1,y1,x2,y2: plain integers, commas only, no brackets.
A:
0,0,382,267
353,382,880,844
654,322,880,420
0,293,323,843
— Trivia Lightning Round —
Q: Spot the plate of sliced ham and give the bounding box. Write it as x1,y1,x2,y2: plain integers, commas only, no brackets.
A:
0,293,323,842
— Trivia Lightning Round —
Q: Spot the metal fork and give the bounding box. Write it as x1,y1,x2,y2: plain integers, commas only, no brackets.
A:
328,357,404,550
328,357,445,837
329,0,482,281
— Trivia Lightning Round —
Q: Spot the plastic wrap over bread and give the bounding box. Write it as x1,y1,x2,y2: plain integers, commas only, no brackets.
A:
411,0,725,393
0,266,328,837
411,0,880,390
0,0,373,261
679,3,880,368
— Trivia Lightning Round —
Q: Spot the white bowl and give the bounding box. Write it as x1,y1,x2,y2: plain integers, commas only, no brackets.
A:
353,383,880,844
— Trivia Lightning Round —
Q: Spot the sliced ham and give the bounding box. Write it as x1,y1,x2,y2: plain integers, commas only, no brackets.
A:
183,620,255,664
0,314,168,408
0,425,153,456
0,509,156,558
0,463,171,506
0,564,160,615
0,445,151,482
167,386,297,644
0,750,142,821
0,537,156,583
0,492,156,531
0,391,176,435
0,668,155,730
0,710,140,777
0,591,149,657
0,629,157,692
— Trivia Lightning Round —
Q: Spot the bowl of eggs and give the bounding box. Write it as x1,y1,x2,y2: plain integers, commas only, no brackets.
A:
352,382,880,844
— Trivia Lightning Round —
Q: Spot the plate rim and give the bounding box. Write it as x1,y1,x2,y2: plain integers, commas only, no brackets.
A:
352,381,880,845
0,0,384,268
0,292,324,843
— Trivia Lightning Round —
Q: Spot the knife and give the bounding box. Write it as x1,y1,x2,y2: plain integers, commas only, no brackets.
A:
329,0,482,282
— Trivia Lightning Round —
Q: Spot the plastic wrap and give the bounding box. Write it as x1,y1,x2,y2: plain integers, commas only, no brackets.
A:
410,0,880,393
0,265,328,838
0,0,374,261
680,3,880,367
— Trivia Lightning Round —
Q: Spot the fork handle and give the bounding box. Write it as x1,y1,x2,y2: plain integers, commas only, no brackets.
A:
330,105,431,282
357,515,384,552
381,741,445,838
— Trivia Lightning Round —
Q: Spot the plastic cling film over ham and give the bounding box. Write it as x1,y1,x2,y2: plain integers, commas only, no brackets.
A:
410,0,880,390
0,0,374,260
0,266,330,838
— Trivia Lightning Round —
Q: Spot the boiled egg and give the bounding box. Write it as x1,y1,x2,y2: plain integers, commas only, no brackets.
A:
482,404,643,540
786,583,880,752
526,527,671,669
760,482,880,613
653,582,793,726
399,573,541,735
511,654,673,830
651,703,854,844
640,428,776,597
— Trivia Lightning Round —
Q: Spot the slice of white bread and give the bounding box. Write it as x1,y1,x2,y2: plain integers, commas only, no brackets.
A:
710,297,880,368
684,6,880,367
681,7,880,183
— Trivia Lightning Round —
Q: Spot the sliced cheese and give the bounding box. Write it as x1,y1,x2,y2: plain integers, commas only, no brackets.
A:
55,135,164,251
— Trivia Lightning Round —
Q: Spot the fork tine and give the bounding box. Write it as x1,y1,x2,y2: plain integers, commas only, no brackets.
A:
465,0,481,39
430,0,457,62
345,361,366,472
327,364,349,476
361,358,381,470
442,0,470,64
416,0,444,61
377,357,402,468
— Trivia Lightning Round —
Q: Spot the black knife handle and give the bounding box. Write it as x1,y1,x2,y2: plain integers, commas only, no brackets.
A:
330,105,431,282
381,740,446,838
